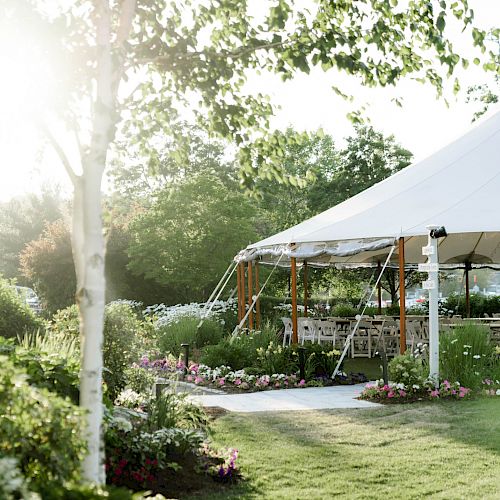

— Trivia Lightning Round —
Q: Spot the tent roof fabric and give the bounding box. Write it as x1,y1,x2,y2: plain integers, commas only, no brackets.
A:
237,110,500,266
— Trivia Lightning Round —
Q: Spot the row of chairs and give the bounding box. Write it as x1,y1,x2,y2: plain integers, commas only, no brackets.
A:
281,317,430,358
281,317,337,347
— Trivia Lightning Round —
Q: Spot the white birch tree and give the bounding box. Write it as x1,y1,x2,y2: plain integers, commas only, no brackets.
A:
4,0,496,484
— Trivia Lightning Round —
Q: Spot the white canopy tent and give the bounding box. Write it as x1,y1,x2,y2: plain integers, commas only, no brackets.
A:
233,109,500,353
237,109,500,268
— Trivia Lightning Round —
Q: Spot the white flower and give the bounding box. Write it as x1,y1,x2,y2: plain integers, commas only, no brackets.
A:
451,339,458,344
463,351,469,356
112,416,133,433
496,389,500,396
473,355,481,359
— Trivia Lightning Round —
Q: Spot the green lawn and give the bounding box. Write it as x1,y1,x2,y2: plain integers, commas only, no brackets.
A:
191,398,500,499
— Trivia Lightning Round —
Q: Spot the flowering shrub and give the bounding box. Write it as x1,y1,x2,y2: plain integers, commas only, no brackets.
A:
115,388,150,410
199,445,240,482
144,299,238,328
0,457,37,500
388,350,427,388
106,413,205,489
192,363,302,390
482,377,500,396
361,378,472,402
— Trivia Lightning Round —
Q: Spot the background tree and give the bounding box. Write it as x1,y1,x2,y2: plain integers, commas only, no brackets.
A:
5,0,493,483
20,219,76,314
0,188,64,282
128,173,258,303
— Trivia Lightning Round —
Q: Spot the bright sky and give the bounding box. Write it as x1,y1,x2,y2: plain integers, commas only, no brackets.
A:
0,1,498,202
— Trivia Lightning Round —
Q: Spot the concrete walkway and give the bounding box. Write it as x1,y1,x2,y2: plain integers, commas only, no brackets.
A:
189,384,380,412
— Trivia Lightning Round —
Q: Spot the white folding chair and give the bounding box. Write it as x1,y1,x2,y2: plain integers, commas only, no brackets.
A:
298,317,317,344
317,320,337,346
281,317,293,347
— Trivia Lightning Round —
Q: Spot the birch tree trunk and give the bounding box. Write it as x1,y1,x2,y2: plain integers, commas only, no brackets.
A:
77,0,114,483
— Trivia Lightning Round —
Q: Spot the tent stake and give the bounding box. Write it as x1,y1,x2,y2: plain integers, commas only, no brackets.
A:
304,260,308,318
399,237,406,354
255,263,261,329
291,257,298,344
247,261,254,330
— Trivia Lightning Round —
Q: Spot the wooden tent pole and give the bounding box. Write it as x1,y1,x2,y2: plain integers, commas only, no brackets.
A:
398,237,406,354
247,261,254,330
236,264,242,322
303,261,308,317
255,263,261,329
465,261,471,318
239,262,246,327
377,260,382,315
291,257,298,344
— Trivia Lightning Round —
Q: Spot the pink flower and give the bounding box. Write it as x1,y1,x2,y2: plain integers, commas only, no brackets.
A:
234,379,242,386
398,390,407,397
298,379,306,387
383,384,391,391
284,380,289,386
387,391,395,398
275,382,281,388
443,380,451,389
186,375,193,382
430,389,440,398
219,378,226,386
194,376,203,384
190,363,199,373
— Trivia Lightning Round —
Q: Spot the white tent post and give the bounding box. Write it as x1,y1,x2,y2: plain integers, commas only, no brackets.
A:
422,225,446,380
291,257,298,343
398,237,406,354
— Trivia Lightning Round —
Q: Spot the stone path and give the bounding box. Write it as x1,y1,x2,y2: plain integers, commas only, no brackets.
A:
188,384,380,412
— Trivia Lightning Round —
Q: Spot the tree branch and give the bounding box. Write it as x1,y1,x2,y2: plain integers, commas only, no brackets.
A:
38,120,79,186
135,39,290,66
115,0,136,47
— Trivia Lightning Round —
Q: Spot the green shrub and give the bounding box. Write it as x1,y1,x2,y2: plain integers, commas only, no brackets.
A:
0,355,86,487
124,364,157,395
441,293,500,317
2,335,80,404
200,337,254,370
147,391,209,432
48,304,80,338
200,325,280,370
0,278,44,339
103,302,145,400
389,351,427,388
331,303,358,317
440,324,493,390
48,302,148,400
158,316,223,356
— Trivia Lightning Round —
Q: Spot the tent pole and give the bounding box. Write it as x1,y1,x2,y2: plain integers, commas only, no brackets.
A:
247,261,254,330
255,263,261,329
240,263,246,327
377,260,382,315
303,260,308,317
291,257,298,344
236,264,242,323
398,237,406,354
465,261,471,318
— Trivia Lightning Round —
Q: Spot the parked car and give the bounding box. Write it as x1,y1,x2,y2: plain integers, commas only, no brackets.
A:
12,286,43,314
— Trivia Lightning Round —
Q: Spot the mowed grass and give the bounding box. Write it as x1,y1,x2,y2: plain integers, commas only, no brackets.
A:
191,398,500,499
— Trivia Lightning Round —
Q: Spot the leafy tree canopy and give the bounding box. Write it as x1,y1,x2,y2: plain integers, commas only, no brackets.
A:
0,188,65,282
127,173,258,302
